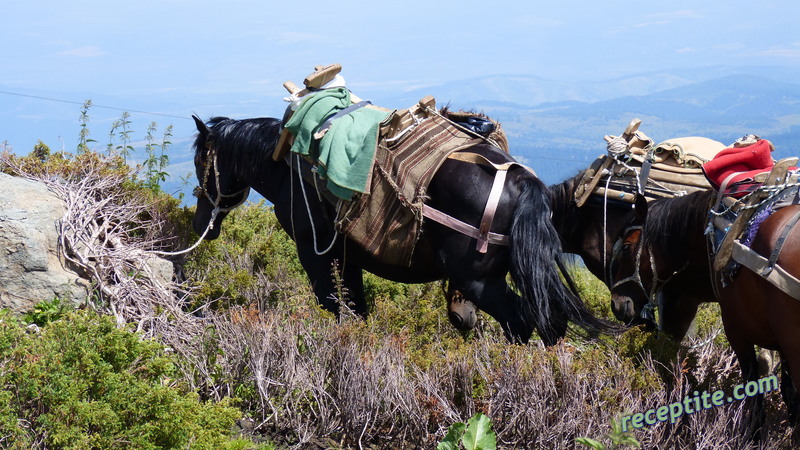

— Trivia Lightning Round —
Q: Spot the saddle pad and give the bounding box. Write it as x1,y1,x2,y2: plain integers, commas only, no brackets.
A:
336,114,481,266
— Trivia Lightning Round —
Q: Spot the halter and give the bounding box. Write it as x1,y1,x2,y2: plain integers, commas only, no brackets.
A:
153,137,249,257
609,225,687,324
193,137,251,216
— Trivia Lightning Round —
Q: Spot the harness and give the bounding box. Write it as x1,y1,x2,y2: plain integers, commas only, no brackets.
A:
422,151,530,253
707,155,800,299
154,137,249,257
609,224,688,324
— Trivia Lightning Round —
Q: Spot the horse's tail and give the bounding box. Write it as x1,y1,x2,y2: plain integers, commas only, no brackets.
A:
509,175,618,345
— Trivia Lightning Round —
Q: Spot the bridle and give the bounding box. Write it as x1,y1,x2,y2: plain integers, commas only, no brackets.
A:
609,224,687,323
192,137,251,222
153,136,249,257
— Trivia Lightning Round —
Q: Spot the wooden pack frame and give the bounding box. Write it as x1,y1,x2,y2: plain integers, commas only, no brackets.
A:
574,119,727,207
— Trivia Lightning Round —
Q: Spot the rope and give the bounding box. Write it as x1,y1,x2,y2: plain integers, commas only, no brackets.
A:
602,169,614,285
153,140,249,257
606,136,629,157
295,153,339,256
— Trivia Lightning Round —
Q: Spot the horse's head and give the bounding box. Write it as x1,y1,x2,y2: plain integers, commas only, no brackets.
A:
191,115,250,240
608,194,656,327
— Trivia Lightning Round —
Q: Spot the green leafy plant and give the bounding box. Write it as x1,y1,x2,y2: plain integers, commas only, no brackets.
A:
77,99,96,154
113,110,134,163
142,121,172,191
22,296,74,327
438,412,497,450
576,418,641,449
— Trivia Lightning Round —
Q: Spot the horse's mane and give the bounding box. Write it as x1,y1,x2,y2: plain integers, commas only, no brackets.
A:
643,189,715,264
548,172,585,241
193,116,283,177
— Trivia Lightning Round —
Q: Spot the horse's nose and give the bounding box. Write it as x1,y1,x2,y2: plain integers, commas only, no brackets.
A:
447,291,478,331
611,296,636,323
448,308,477,331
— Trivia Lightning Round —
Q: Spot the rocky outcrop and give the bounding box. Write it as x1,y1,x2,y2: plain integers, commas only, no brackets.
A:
0,172,89,313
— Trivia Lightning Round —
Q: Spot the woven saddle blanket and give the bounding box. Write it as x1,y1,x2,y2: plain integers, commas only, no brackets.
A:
335,111,499,266
277,65,509,266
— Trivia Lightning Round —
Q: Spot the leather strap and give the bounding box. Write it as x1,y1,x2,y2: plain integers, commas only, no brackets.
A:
447,151,536,176
764,209,800,276
314,100,372,139
422,204,510,248
638,147,656,195
712,171,744,212
444,151,524,253
477,168,508,253
732,241,800,299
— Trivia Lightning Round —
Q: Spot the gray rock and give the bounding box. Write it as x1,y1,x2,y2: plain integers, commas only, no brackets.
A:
0,172,90,313
0,172,174,314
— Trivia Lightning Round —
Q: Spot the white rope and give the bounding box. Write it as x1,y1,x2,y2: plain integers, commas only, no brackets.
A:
153,145,249,257
152,208,218,257
606,135,629,157
602,169,614,285
295,154,339,256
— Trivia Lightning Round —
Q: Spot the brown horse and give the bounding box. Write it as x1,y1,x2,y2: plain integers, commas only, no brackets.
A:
550,171,706,335
609,190,800,433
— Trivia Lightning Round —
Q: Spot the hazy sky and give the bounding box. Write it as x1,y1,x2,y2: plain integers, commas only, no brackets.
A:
2,0,799,153
4,1,799,93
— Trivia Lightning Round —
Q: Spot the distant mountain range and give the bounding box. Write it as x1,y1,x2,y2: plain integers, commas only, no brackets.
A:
4,65,799,197
370,68,800,185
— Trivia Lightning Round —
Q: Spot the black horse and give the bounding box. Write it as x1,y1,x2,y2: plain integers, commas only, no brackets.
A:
550,172,638,291
190,115,617,345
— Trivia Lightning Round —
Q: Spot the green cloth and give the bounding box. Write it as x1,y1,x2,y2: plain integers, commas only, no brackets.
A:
284,87,391,200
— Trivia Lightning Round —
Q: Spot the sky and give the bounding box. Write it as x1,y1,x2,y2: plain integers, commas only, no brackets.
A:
2,0,799,177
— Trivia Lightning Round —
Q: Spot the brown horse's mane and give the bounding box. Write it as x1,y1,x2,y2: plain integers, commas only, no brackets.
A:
548,172,586,242
643,189,716,265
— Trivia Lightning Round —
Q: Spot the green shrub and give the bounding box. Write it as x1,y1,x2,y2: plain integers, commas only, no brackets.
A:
0,310,244,448
184,201,307,309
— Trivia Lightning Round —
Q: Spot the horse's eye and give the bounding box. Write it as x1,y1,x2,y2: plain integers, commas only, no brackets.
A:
622,242,632,253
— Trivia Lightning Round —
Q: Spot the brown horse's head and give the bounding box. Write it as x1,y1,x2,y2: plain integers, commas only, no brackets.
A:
609,195,655,326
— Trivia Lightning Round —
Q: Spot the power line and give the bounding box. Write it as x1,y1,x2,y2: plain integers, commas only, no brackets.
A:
0,89,190,120
0,89,596,164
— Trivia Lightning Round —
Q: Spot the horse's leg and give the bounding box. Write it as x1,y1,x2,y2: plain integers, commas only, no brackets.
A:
780,355,800,429
273,197,366,317
721,305,765,440
339,248,367,316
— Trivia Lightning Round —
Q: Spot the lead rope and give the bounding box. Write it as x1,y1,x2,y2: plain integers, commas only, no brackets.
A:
602,169,615,285
153,146,249,257
294,153,339,256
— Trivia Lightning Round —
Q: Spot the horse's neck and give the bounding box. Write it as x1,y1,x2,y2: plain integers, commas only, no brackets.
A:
549,179,582,248
650,192,713,275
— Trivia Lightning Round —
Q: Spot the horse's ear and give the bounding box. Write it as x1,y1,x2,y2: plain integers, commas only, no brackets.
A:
192,115,209,134
633,194,648,223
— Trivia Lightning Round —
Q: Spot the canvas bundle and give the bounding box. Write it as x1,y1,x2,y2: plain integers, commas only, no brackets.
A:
574,119,727,206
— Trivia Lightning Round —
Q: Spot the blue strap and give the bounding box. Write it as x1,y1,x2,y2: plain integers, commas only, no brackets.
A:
315,100,372,137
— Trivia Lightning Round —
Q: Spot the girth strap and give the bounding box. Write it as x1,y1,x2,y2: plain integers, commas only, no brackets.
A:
422,204,511,248
732,241,800,299
764,209,800,276
477,168,508,253
421,151,523,252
